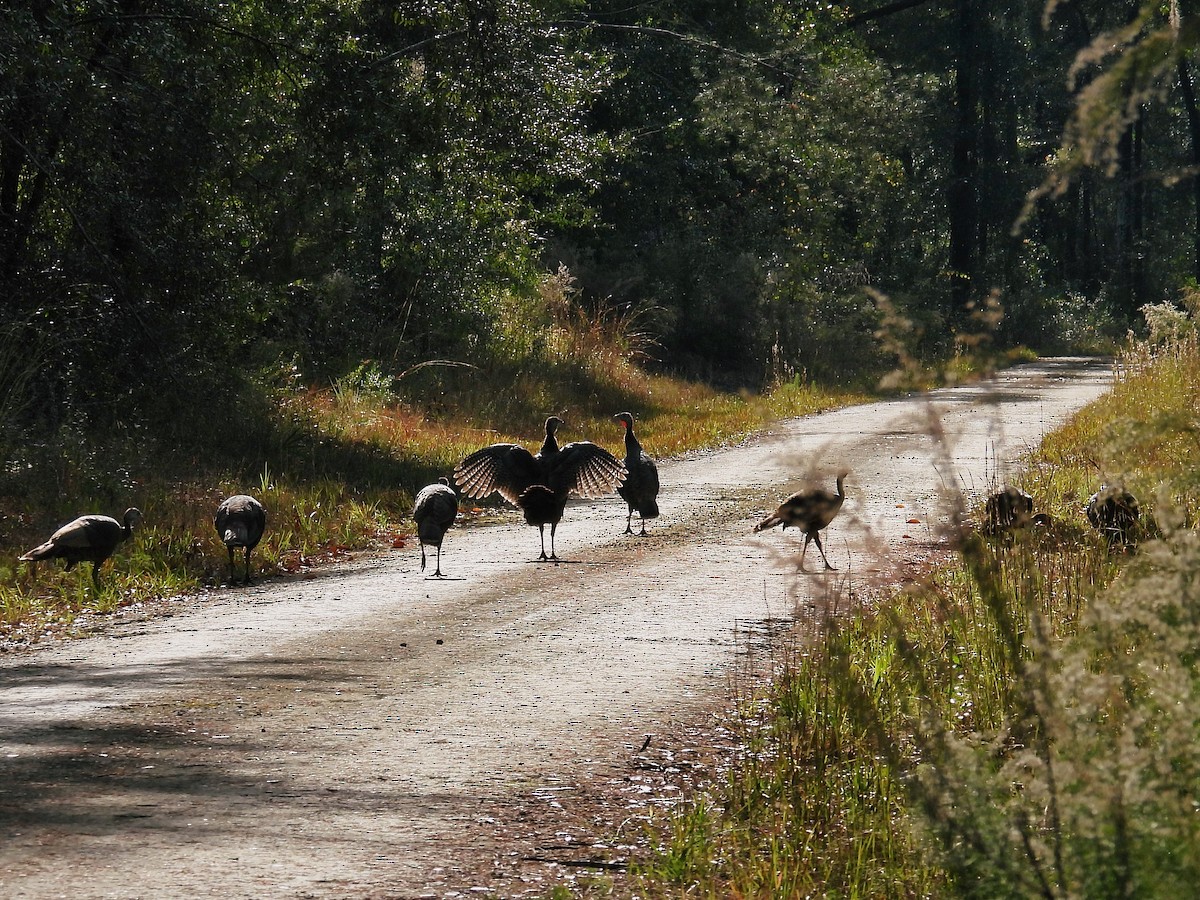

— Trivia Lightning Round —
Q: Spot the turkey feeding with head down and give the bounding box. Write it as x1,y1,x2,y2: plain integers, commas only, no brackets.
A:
413,477,458,577
984,486,1035,534
1086,484,1140,550
19,507,143,589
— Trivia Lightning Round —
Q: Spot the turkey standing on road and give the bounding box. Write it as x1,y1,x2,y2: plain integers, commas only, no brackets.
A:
19,507,143,588
755,472,848,571
215,494,267,584
1086,484,1140,548
613,411,660,535
454,416,626,561
414,477,458,577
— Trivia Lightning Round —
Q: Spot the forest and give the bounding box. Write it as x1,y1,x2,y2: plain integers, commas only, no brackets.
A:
0,0,1196,477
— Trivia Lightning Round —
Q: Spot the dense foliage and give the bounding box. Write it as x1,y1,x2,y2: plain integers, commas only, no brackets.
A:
2,0,1198,453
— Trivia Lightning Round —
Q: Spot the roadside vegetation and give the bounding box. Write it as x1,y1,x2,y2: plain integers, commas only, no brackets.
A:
0,270,868,643
624,300,1200,897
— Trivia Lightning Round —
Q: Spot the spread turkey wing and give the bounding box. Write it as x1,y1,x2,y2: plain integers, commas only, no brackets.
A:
453,443,542,506
549,442,626,499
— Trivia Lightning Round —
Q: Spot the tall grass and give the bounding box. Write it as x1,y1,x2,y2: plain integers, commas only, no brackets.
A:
631,316,1200,897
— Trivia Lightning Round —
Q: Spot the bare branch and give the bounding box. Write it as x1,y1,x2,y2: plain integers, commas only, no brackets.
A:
369,18,801,78
844,0,937,29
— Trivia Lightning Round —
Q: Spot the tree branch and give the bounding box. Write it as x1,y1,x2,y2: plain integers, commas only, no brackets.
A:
844,0,937,29
369,19,800,78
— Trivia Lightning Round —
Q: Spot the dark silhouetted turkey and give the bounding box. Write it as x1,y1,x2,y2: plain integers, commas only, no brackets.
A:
454,416,625,561
613,411,660,535
984,487,1035,533
1086,485,1140,549
414,477,458,577
19,507,143,588
755,472,848,571
215,494,267,584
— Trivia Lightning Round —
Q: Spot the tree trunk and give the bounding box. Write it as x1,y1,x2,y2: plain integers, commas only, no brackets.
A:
1114,111,1146,320
947,0,978,321
1178,57,1200,282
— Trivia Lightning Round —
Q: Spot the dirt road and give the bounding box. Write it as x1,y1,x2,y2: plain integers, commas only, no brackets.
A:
0,358,1113,899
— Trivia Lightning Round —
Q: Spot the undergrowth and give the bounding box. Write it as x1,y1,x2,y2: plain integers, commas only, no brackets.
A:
629,306,1200,898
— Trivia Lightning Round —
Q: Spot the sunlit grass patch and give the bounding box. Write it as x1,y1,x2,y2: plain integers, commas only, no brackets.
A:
1032,332,1200,529
297,346,861,479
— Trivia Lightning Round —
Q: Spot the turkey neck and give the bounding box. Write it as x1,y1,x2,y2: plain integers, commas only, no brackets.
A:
623,424,642,456
539,422,561,460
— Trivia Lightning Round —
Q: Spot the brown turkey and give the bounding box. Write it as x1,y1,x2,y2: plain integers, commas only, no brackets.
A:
215,494,267,584
1086,484,1140,549
613,411,660,535
413,477,458,577
983,486,1035,533
19,507,143,588
755,472,848,571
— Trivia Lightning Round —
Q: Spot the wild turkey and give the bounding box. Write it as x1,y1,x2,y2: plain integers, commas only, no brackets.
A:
984,487,1035,533
613,411,660,535
454,416,625,561
755,472,848,571
1086,485,1140,548
215,494,267,584
19,507,143,588
413,477,458,577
